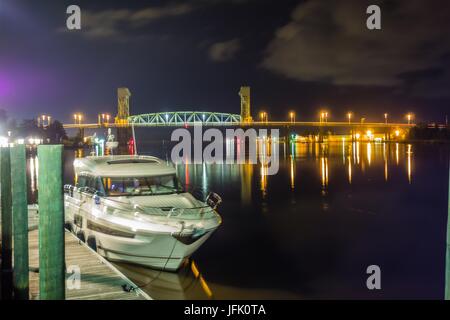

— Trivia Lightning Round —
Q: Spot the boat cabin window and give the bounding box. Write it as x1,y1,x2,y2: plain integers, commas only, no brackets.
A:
76,175,88,189
76,174,106,196
101,175,182,196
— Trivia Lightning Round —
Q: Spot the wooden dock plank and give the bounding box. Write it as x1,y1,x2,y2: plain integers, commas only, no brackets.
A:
28,229,151,300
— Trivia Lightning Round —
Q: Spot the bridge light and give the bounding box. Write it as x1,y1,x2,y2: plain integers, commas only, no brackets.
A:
406,113,413,125
73,113,83,125
319,110,328,123
289,111,295,123
259,111,267,122
347,112,353,124
384,113,388,124
355,132,361,140
395,130,400,137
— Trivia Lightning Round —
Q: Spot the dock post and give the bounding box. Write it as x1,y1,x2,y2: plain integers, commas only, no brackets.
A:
0,147,13,300
446,159,450,300
37,145,65,300
11,145,29,299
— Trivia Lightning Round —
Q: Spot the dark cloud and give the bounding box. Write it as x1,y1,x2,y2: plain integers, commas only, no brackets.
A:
59,1,256,40
262,0,450,96
208,38,241,62
75,3,194,39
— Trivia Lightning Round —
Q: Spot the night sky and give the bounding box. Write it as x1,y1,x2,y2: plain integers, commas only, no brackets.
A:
1,0,450,123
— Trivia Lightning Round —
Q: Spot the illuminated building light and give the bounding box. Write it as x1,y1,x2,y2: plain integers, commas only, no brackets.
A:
0,136,9,147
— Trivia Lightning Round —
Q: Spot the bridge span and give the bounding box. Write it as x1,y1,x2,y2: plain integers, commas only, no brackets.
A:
61,88,416,131
63,118,415,130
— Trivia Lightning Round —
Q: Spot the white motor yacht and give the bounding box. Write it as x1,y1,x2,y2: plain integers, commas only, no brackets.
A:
64,155,222,271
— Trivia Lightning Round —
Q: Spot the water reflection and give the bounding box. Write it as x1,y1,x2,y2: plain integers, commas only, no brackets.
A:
367,142,372,166
174,142,415,204
407,144,413,184
383,143,388,181
114,260,214,300
26,141,430,299
396,142,399,165
241,163,253,205
27,154,38,203
320,156,329,191
290,155,295,190
347,154,352,184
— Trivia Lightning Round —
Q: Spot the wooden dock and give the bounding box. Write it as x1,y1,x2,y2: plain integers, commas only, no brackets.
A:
28,229,151,300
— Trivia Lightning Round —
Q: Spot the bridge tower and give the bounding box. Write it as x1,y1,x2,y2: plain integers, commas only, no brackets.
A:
115,88,133,155
116,87,131,123
239,86,252,123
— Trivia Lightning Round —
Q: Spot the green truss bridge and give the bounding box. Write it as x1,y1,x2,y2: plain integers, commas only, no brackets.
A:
64,111,242,129
128,111,242,126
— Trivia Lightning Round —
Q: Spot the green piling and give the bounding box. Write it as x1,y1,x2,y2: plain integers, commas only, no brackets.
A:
446,160,450,300
37,145,65,300
11,145,29,299
1,147,13,300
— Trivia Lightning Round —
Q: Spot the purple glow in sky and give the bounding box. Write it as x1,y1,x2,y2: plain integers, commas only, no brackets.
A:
0,64,59,114
0,74,13,97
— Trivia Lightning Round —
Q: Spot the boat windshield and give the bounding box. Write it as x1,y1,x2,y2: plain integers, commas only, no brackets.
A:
102,175,183,196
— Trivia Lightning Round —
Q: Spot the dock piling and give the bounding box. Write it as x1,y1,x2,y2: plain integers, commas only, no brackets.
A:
446,159,450,300
0,147,13,300
37,145,65,300
11,145,29,299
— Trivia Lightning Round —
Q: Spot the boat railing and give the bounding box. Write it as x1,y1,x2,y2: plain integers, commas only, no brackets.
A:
64,184,220,219
135,204,214,219
102,197,216,220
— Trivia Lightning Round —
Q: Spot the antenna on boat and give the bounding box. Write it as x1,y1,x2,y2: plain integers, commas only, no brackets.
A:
131,122,138,155
105,128,119,155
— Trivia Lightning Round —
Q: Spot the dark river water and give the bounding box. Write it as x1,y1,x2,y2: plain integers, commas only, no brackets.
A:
26,140,450,299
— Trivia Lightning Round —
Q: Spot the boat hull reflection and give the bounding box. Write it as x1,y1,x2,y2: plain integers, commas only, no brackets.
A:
114,260,213,300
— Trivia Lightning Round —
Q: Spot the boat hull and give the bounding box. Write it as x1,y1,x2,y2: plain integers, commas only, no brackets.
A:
92,230,214,271
64,184,221,271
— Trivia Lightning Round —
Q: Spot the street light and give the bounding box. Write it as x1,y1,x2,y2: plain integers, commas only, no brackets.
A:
319,111,328,123
347,112,353,124
289,111,296,123
39,115,51,127
259,111,267,123
74,113,83,125
384,113,388,124
406,113,413,125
